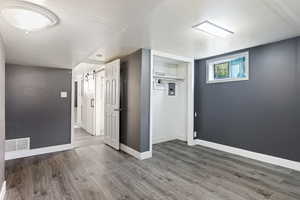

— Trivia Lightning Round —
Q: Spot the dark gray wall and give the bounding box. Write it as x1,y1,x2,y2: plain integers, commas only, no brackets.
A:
195,37,300,162
139,49,151,152
0,36,5,189
6,64,72,149
120,49,150,152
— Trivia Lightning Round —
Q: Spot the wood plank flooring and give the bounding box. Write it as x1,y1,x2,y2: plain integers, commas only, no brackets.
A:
73,128,104,148
5,140,300,200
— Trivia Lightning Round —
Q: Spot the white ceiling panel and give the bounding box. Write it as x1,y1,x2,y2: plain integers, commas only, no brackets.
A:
0,0,300,68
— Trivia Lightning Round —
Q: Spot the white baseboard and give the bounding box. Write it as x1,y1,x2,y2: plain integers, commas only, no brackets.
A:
153,136,186,145
153,137,176,145
195,139,300,172
0,181,6,200
120,144,152,160
176,135,187,142
5,144,73,160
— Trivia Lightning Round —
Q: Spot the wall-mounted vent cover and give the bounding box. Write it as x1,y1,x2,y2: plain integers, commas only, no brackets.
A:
5,138,30,152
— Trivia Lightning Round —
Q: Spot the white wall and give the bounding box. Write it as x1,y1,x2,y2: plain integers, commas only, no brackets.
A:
152,58,187,144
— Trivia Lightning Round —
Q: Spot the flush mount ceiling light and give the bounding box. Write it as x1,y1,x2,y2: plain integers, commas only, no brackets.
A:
193,20,233,37
1,1,59,32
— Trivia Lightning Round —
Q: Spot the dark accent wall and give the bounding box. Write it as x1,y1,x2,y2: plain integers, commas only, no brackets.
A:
140,49,151,152
195,37,300,162
0,36,5,189
120,49,150,152
6,64,72,149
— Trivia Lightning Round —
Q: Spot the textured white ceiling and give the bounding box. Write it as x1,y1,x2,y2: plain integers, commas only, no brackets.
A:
1,0,300,68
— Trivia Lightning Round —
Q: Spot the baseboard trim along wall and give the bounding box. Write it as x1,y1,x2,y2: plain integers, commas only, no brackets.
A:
153,136,186,145
5,144,73,160
195,139,300,172
120,144,152,160
0,181,6,200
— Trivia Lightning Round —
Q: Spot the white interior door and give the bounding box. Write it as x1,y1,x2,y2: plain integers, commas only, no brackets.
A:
81,75,95,135
95,70,105,136
81,79,88,130
104,59,120,150
86,77,95,135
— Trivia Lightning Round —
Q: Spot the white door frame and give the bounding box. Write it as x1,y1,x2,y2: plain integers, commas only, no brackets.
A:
71,74,75,145
150,50,195,153
75,76,82,128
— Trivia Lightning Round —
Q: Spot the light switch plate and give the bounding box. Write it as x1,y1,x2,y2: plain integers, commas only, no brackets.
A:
60,91,68,98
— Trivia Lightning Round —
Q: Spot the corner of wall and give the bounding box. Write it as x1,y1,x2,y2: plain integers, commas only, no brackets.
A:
0,33,6,196
139,48,151,153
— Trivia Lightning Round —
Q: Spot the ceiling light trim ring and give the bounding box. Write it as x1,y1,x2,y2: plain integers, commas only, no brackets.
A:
1,1,59,32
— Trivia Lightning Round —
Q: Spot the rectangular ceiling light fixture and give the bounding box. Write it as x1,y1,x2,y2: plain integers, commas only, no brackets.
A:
193,21,233,37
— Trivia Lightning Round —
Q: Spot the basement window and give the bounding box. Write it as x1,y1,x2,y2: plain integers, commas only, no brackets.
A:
206,51,249,84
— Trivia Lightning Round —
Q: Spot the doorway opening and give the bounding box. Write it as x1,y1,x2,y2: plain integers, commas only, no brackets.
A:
150,51,194,153
72,64,106,147
72,60,121,149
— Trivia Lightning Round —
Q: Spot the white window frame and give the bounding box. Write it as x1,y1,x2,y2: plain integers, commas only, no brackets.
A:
206,51,249,84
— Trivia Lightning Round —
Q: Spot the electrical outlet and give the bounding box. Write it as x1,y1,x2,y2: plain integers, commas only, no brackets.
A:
193,131,197,138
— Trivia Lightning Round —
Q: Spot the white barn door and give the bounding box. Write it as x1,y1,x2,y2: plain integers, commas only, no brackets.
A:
104,59,120,150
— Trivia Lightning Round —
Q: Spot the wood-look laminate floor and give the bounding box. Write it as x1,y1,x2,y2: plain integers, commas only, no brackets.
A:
73,128,104,148
5,140,300,200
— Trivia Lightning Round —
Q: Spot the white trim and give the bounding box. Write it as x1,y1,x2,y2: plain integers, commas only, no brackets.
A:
140,151,152,160
187,59,195,146
0,181,6,200
153,136,186,145
151,50,194,63
95,65,105,73
71,73,75,145
150,50,195,155
177,135,188,143
195,139,300,172
120,144,152,160
149,50,154,153
207,77,249,84
5,144,73,160
73,75,82,128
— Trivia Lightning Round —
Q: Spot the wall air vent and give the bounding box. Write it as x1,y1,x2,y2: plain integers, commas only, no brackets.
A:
5,138,30,152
